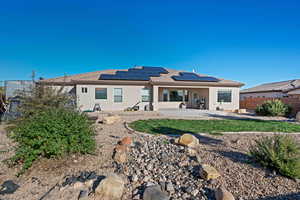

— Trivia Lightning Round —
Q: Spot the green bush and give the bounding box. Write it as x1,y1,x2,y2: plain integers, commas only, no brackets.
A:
8,108,96,175
249,135,300,179
255,99,291,117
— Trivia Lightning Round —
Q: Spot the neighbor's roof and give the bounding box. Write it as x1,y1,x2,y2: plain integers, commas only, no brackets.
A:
40,66,244,87
241,79,300,94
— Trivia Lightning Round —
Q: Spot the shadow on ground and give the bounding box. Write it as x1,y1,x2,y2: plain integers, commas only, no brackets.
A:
212,150,255,165
253,193,300,200
150,127,223,146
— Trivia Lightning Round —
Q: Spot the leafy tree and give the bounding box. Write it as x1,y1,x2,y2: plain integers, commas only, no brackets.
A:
16,83,75,119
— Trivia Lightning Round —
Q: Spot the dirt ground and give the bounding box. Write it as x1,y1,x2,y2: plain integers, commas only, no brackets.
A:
0,111,299,200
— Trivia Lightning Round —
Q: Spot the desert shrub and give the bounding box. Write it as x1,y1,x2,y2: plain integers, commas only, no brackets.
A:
16,84,75,120
8,108,96,175
255,99,291,117
249,135,300,179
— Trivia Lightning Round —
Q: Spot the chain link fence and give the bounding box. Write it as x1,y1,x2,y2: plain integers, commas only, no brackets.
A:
0,80,34,122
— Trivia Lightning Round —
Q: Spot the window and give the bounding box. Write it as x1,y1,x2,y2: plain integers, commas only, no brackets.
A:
169,90,184,102
114,88,123,102
95,88,107,99
184,90,189,102
217,90,232,103
141,88,150,102
163,89,169,101
81,87,88,93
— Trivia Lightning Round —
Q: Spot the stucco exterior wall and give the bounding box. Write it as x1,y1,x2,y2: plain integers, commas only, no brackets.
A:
240,92,284,100
76,84,151,111
50,84,241,111
209,87,240,111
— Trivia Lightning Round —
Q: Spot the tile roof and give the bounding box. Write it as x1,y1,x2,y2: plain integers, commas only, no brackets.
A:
40,66,244,87
241,79,300,94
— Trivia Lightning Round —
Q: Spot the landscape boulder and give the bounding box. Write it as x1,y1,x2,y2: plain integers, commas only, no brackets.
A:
102,115,121,125
120,136,133,146
94,174,124,200
176,134,199,148
143,185,170,200
296,112,300,123
215,187,235,200
199,164,221,180
113,145,128,164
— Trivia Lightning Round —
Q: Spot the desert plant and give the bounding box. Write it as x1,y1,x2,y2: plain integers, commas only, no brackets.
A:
255,99,291,117
7,108,96,175
16,84,75,120
249,135,300,179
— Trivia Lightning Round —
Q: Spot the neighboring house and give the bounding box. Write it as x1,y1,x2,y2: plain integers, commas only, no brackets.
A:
240,79,300,100
40,66,244,111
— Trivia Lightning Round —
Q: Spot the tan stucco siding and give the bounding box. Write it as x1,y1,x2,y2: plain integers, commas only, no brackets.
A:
76,84,151,111
209,87,240,111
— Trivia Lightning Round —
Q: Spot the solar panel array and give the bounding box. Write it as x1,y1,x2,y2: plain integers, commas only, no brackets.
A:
99,66,169,81
172,72,220,82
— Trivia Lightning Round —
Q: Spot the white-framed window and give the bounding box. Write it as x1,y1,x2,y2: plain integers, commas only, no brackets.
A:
163,89,169,102
169,90,184,102
217,90,232,103
95,88,107,99
81,87,88,93
141,88,150,102
114,88,123,103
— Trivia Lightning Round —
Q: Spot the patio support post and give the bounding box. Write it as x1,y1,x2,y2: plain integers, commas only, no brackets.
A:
152,85,159,111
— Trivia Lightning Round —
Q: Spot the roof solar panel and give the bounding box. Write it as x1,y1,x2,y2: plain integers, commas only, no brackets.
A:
172,72,219,82
100,74,150,81
99,66,168,81
141,66,169,74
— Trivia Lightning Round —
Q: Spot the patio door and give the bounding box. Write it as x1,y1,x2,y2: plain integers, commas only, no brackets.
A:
192,92,199,108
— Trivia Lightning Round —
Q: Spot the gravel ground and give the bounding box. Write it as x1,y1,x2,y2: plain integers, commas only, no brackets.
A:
0,111,299,200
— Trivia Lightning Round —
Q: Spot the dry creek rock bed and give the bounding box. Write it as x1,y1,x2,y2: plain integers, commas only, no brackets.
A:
117,134,300,200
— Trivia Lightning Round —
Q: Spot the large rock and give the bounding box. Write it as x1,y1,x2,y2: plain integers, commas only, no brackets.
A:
94,174,124,200
120,136,133,146
143,185,169,200
102,115,121,125
199,164,221,180
113,145,128,164
215,187,235,200
176,134,199,148
296,112,300,122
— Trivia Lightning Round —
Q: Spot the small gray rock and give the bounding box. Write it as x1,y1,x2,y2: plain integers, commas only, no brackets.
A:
143,185,170,200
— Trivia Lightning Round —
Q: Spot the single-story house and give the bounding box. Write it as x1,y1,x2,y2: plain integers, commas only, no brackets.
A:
40,66,244,111
240,79,300,100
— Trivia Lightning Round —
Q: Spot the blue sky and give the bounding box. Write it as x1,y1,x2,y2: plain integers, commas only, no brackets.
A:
1,0,300,88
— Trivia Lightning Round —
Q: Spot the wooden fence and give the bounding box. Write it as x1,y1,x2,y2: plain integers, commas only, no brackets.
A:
240,96,300,115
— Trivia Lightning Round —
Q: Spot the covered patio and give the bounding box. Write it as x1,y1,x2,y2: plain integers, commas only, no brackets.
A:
152,86,210,110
